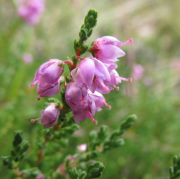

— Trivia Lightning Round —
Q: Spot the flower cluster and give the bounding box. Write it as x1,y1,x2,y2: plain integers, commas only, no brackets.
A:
30,36,132,127
17,0,45,25
67,36,132,124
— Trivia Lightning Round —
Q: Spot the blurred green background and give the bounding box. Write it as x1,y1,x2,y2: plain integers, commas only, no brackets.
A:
1,0,180,178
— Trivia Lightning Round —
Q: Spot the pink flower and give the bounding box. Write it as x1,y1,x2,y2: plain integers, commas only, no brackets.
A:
92,36,133,64
71,57,111,94
36,77,62,100
65,82,111,125
30,59,63,99
18,0,45,26
77,143,87,152
72,105,97,125
37,174,44,179
58,163,68,177
22,53,33,64
57,156,74,177
65,81,88,110
104,70,132,90
65,81,97,124
31,103,60,128
88,91,111,111
132,64,144,81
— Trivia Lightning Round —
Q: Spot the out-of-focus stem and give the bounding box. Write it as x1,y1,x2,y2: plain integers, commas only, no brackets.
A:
0,19,22,50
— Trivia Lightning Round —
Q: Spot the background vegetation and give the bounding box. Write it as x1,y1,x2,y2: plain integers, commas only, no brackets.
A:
0,0,180,178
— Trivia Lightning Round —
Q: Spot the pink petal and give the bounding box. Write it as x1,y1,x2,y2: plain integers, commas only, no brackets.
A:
78,58,95,88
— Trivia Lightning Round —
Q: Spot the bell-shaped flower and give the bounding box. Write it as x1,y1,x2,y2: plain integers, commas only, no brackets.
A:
65,81,88,110
88,91,111,111
72,101,97,125
17,0,45,26
30,59,63,98
104,70,132,90
71,57,111,94
65,81,98,124
31,103,60,128
92,36,133,64
36,77,62,100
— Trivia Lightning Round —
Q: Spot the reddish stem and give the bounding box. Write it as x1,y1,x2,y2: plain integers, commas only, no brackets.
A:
64,60,73,67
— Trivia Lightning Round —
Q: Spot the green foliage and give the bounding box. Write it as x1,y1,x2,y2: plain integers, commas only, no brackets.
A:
1,0,180,179
74,9,98,57
80,115,137,161
21,168,42,179
168,156,180,179
1,131,29,169
69,162,105,179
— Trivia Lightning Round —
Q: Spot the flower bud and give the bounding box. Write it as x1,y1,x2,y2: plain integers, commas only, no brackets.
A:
30,59,64,100
31,103,60,128
77,144,87,152
41,103,60,128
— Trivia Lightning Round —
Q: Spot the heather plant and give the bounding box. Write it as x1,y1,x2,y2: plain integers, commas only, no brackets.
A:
1,1,180,179
1,8,137,179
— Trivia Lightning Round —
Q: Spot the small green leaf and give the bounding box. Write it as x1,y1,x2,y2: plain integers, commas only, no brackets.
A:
69,168,79,179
